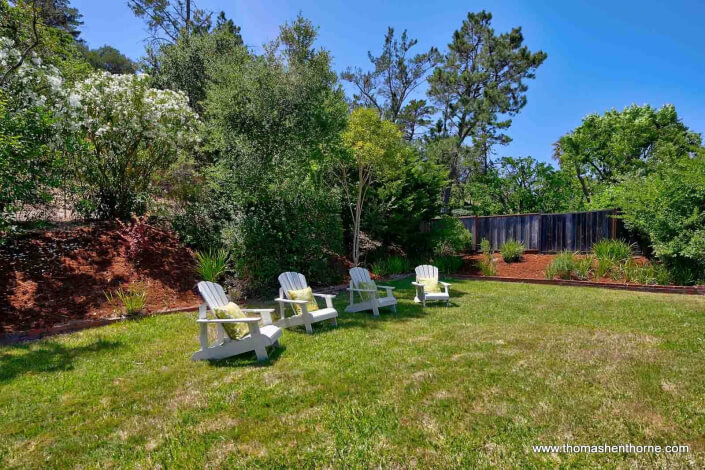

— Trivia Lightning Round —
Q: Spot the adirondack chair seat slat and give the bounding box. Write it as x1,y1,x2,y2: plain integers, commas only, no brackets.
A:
244,325,282,345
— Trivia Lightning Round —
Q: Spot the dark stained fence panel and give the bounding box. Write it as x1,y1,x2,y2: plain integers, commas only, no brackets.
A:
444,209,633,253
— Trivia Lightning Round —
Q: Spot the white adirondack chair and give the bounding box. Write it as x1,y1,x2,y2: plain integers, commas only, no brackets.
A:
193,281,282,362
345,267,397,317
412,265,451,307
275,272,338,334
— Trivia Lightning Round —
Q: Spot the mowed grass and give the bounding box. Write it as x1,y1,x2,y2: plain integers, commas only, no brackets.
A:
2,279,705,469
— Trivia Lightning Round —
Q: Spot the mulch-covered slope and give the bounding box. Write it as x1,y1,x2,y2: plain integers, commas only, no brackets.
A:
0,222,200,335
460,253,649,284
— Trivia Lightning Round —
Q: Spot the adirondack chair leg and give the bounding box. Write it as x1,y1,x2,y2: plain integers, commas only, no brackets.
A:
331,317,338,326
392,303,397,313
372,302,380,317
304,321,313,334
254,343,268,362
422,299,426,308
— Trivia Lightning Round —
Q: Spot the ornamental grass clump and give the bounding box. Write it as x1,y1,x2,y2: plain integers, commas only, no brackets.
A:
545,251,575,280
500,240,524,263
105,282,148,317
194,248,229,282
477,238,497,276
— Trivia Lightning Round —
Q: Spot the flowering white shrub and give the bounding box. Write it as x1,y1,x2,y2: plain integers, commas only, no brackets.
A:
60,72,200,218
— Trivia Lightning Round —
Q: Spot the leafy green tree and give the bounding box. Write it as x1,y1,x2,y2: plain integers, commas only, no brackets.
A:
81,45,137,74
193,15,348,292
35,0,82,39
340,108,406,265
144,12,242,113
463,156,581,215
128,0,212,43
608,150,705,284
359,144,447,256
554,104,701,202
428,11,547,204
342,27,440,139
1,0,91,83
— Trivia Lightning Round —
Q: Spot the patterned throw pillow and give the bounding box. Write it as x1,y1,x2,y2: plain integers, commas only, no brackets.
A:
214,302,249,340
417,277,441,293
287,287,319,315
357,281,378,301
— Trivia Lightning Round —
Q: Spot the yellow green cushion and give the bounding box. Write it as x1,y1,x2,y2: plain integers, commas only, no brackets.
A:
358,281,377,301
287,287,319,315
214,302,249,340
418,277,441,293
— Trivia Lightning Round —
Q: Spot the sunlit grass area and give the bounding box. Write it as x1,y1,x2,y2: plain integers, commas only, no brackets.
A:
2,279,705,468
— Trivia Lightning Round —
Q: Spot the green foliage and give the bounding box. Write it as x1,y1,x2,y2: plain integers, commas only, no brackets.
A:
194,248,229,282
555,104,701,203
572,255,594,281
192,15,348,294
609,152,705,285
463,156,583,215
430,217,472,255
143,13,243,113
428,10,547,203
500,239,524,263
434,255,463,274
545,251,575,280
104,282,147,316
81,45,137,74
371,256,410,277
477,238,497,276
341,27,440,139
359,145,447,258
0,94,60,230
341,107,407,265
592,239,633,264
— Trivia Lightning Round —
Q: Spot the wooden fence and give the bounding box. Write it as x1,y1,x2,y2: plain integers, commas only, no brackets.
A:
445,209,631,253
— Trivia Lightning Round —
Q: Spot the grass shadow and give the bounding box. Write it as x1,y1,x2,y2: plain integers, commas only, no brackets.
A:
0,338,122,383
206,344,288,368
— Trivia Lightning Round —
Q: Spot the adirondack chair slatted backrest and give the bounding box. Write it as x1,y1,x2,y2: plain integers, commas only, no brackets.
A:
415,265,439,282
278,272,311,315
349,267,374,288
278,272,309,297
197,281,229,317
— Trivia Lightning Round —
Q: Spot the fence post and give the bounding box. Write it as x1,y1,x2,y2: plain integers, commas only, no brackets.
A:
612,208,618,239
537,213,543,253
473,214,478,251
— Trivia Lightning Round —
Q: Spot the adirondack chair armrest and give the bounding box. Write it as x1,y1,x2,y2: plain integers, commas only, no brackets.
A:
411,282,424,287
375,285,396,290
241,308,275,325
313,293,335,308
274,298,309,304
197,317,260,324
347,288,377,292
439,282,451,287
197,316,265,338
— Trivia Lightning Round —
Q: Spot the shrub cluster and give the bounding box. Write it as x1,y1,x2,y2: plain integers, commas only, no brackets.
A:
500,240,525,263
544,240,671,285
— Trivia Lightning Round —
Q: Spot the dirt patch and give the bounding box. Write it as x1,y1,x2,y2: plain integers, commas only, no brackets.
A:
0,222,199,335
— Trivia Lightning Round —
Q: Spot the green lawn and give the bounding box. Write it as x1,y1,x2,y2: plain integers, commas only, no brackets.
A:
2,279,705,469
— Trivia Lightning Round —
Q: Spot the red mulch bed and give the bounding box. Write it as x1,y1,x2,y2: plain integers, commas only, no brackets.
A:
0,222,200,336
460,253,650,285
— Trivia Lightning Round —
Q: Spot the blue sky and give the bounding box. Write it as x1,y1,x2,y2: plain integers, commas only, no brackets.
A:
73,0,705,165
